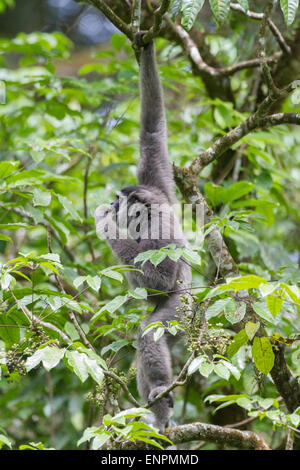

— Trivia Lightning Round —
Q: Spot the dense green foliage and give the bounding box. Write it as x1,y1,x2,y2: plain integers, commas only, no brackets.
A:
0,1,300,450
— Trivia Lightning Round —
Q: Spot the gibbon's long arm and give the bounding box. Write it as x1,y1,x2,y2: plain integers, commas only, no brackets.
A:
137,41,176,204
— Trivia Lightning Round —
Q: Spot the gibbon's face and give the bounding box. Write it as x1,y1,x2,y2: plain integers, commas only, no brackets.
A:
111,186,149,240
111,186,140,214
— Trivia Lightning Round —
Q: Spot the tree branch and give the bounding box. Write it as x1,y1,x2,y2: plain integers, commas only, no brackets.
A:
167,17,281,78
120,421,270,449
190,89,300,174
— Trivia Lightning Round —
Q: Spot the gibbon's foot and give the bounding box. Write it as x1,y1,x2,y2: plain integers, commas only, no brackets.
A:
134,31,152,49
147,386,174,432
148,386,174,408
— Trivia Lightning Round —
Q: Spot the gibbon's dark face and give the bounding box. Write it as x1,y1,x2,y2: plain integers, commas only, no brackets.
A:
111,186,140,213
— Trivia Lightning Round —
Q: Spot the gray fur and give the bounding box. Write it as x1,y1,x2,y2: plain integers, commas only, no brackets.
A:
95,40,192,431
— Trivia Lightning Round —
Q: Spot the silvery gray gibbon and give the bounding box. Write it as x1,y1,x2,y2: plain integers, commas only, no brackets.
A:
95,35,192,431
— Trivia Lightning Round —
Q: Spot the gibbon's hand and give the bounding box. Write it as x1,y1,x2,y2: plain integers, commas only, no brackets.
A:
134,31,152,49
148,386,174,408
94,204,116,240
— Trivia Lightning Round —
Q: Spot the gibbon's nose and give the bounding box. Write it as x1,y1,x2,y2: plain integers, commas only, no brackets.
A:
111,199,119,212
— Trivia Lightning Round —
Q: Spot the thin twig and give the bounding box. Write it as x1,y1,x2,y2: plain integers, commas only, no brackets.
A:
145,351,196,409
143,0,172,43
79,0,133,40
257,0,278,93
230,2,291,55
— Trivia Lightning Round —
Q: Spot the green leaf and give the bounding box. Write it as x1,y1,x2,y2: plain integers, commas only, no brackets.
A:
86,275,101,292
266,294,283,316
0,434,12,449
171,0,183,18
40,346,65,371
199,360,214,377
100,268,123,283
181,0,205,30
225,275,267,291
65,350,89,382
0,233,12,243
188,356,205,375
280,0,299,25
251,337,275,375
111,33,126,51
0,161,19,179
224,300,246,324
91,295,128,322
227,329,248,359
25,346,65,372
32,188,51,207
209,0,231,22
101,339,130,356
252,301,278,325
221,360,241,380
236,396,253,411
153,326,165,342
57,194,82,222
214,362,230,380
245,321,260,341
206,298,232,320
236,0,248,11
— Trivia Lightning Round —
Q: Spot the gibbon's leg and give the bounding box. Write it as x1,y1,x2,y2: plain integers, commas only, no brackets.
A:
137,296,180,431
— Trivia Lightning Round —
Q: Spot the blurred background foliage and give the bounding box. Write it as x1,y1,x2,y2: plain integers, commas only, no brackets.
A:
0,0,299,450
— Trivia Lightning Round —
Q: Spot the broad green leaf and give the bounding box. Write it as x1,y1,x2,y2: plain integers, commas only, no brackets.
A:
209,0,231,22
153,326,165,342
100,268,123,283
280,0,299,25
188,356,205,375
83,356,104,385
199,360,214,377
227,329,248,359
111,33,126,51
182,248,201,265
252,302,278,325
0,161,19,179
0,233,12,243
206,298,232,320
92,295,128,322
150,251,167,267
91,432,111,450
0,434,12,449
225,275,267,291
101,339,130,356
245,321,260,341
251,337,275,375
181,0,205,31
40,346,66,371
86,275,101,291
266,294,283,316
25,346,65,372
32,188,51,207
0,315,20,348
57,194,82,222
25,348,46,372
214,362,230,380
224,300,246,324
236,396,253,411
65,350,89,382
236,0,248,11
171,0,183,18
222,360,241,380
